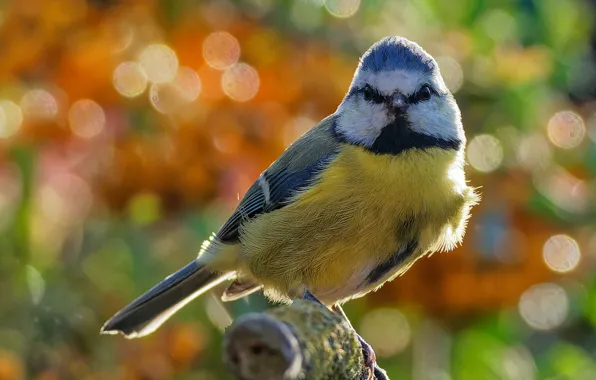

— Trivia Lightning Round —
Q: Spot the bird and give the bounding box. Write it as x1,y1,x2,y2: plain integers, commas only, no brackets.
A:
101,36,479,378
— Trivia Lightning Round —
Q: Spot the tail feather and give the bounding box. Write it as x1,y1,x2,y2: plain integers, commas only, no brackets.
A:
100,260,231,338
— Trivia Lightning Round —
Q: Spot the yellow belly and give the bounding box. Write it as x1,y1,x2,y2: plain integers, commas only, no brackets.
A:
238,145,477,304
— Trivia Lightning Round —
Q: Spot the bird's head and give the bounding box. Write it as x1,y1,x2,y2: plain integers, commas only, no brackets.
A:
335,36,464,155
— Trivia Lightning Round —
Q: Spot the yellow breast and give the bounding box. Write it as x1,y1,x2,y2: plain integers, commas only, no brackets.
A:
239,145,477,304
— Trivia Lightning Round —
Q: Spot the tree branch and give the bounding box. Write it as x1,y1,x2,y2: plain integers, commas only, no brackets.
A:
222,300,389,380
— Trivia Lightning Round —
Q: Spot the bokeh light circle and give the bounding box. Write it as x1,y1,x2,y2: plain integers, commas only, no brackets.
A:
284,116,316,147
105,19,134,53
325,0,361,18
542,234,581,273
39,173,94,225
0,100,23,138
149,67,202,114
113,61,148,98
436,56,464,93
0,107,5,135
221,63,260,102
536,167,587,214
547,111,585,149
291,0,323,31
517,134,552,170
359,308,411,358
500,345,536,380
138,44,179,83
68,99,106,139
203,32,241,70
467,134,503,172
149,84,178,114
20,89,58,120
481,9,517,43
174,67,202,102
519,283,568,330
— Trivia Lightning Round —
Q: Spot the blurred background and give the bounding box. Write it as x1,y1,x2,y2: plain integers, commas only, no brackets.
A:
0,0,596,379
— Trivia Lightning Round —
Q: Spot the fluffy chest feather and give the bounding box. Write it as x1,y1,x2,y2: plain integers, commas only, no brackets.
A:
239,145,476,304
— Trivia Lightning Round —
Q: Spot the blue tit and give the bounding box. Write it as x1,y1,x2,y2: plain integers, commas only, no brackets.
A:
101,36,478,375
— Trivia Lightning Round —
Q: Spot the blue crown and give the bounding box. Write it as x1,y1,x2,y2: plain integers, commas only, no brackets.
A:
359,36,435,74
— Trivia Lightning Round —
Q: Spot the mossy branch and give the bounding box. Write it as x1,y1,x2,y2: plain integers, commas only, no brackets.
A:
222,300,389,380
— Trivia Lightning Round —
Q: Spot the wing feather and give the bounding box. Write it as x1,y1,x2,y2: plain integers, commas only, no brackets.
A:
217,115,340,243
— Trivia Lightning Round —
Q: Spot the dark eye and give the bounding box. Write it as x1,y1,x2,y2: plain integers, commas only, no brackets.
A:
416,85,432,101
362,85,383,103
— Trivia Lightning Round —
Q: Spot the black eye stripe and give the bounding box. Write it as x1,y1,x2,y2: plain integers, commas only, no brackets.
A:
355,84,439,105
409,84,436,103
360,85,385,104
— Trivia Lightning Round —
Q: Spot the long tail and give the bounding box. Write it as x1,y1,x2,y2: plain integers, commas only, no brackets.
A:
100,260,231,338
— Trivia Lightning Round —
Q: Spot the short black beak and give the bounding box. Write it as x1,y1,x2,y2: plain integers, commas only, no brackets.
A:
391,93,408,111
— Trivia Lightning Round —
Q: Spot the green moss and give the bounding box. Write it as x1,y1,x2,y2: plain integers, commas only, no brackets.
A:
267,300,367,380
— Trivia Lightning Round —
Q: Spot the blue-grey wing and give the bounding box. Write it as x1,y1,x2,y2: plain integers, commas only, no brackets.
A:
217,114,340,243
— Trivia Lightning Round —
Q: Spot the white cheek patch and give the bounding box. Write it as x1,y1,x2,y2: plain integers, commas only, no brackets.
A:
336,97,391,146
336,67,461,147
407,95,464,142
